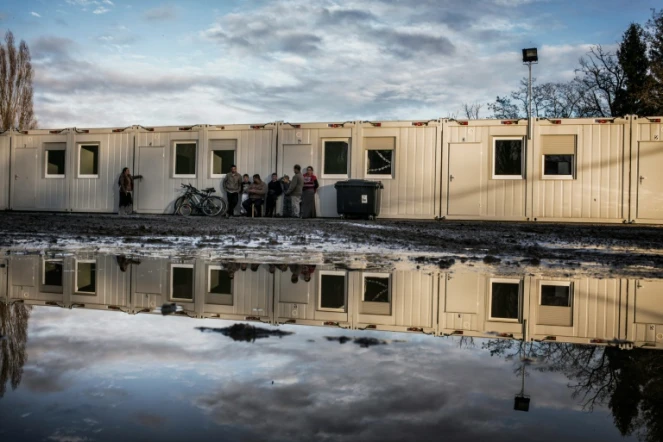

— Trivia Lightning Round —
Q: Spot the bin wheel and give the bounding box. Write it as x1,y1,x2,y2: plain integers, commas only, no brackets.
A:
340,214,345,219
368,215,375,221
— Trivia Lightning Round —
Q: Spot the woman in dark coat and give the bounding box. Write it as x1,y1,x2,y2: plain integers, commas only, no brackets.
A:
118,167,142,215
301,166,319,219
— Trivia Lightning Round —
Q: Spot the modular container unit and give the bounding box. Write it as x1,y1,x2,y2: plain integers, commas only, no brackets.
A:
0,132,9,210
629,116,663,224
355,121,441,219
532,117,630,223
438,272,530,339
441,119,530,220
274,265,352,328
351,269,438,333
527,276,626,344
626,279,663,349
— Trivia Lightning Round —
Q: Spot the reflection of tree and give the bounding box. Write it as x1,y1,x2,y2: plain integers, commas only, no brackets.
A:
0,302,31,397
481,339,663,441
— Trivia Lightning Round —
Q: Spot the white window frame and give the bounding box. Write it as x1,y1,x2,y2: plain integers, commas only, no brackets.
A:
207,265,233,295
488,278,522,322
318,270,347,312
170,263,194,301
44,148,66,179
541,154,575,180
77,143,100,179
209,148,236,179
74,259,97,295
173,141,197,179
42,258,64,292
492,137,524,180
321,138,350,179
362,272,391,303
539,280,573,307
365,149,394,180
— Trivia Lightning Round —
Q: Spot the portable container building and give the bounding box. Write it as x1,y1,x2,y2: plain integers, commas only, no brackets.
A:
531,117,630,223
629,116,663,224
0,132,9,210
134,124,275,215
274,265,352,328
441,119,530,220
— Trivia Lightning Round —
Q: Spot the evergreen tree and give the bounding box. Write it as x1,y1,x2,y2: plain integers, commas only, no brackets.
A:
614,23,650,116
645,9,663,115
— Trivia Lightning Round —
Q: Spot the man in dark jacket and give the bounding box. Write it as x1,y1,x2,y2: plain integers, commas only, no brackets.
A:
242,174,267,217
285,165,304,218
265,173,282,217
223,165,242,217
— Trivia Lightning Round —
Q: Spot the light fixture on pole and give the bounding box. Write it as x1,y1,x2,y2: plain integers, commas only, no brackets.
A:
522,48,538,140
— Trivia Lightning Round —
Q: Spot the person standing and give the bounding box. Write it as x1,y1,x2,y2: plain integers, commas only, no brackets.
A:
285,165,303,218
118,167,142,215
265,173,282,217
280,175,291,217
240,174,251,215
242,174,267,217
301,166,319,219
223,165,242,217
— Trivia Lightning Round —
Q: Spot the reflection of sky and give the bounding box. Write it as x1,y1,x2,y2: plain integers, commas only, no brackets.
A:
0,307,635,442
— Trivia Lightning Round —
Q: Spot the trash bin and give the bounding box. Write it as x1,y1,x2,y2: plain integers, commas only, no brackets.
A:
334,180,383,220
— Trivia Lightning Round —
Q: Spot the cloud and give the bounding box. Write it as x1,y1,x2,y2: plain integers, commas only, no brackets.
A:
31,11,42,18
103,0,115,5
93,6,110,14
143,5,177,21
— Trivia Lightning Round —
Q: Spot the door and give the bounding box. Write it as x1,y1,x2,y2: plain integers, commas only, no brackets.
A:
448,143,481,216
280,144,313,177
637,142,663,220
136,147,165,212
12,148,37,209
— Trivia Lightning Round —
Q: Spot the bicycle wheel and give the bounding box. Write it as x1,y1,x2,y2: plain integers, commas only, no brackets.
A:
202,196,227,216
174,196,187,215
177,202,193,216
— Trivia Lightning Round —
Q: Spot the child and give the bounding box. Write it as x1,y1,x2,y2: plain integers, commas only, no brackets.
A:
240,174,251,215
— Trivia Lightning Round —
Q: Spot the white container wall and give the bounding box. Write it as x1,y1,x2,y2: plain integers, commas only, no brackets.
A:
532,118,630,222
355,121,441,219
441,119,529,220
0,132,9,210
629,116,663,224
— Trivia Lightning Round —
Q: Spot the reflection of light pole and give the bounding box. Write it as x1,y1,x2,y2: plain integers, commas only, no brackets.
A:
522,48,538,140
514,334,532,412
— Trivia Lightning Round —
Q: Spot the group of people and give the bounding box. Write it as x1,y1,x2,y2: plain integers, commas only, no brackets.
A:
223,262,316,283
223,164,319,218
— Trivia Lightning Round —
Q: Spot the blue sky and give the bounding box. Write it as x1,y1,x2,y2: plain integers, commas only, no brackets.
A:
0,0,658,127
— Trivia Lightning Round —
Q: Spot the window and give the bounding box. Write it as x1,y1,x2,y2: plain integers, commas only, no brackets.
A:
493,138,524,179
538,281,573,327
541,135,575,179
45,143,66,178
210,139,236,177
174,142,197,177
75,260,96,294
540,282,572,307
489,279,521,322
208,267,232,295
42,259,63,293
360,273,391,315
365,137,395,178
78,144,99,178
322,140,349,177
318,272,346,312
171,264,194,301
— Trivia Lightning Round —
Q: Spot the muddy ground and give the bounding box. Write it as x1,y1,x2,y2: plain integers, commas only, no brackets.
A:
1,212,662,277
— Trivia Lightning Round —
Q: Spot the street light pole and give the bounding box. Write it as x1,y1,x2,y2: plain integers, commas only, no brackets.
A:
522,48,538,141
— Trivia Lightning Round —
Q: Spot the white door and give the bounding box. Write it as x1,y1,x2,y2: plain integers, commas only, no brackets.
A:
136,147,165,213
637,142,663,220
448,143,481,216
280,144,313,177
12,149,37,209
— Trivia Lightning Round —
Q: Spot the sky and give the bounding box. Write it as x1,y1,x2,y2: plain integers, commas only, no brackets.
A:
0,306,635,442
0,0,658,128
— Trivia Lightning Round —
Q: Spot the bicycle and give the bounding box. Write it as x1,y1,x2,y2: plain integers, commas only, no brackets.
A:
175,184,228,217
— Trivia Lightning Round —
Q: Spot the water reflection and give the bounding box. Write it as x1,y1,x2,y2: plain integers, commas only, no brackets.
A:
1,252,662,441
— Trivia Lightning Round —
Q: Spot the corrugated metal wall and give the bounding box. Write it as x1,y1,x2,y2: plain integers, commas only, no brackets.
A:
630,117,663,223
532,119,629,221
0,133,9,210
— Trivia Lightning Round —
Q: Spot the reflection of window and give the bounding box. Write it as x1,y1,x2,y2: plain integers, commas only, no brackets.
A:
174,142,197,177
79,144,99,177
209,268,232,294
319,272,346,311
541,283,571,306
42,259,63,293
493,138,523,179
75,260,96,294
323,140,349,177
489,279,521,321
210,139,237,177
171,264,194,300
541,135,576,179
361,273,391,315
539,281,573,326
365,137,395,178
45,144,66,178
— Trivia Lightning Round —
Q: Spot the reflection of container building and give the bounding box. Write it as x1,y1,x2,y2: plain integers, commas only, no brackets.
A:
1,254,662,349
2,116,661,222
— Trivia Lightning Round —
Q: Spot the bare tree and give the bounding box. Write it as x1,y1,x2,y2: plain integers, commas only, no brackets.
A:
0,30,37,131
0,302,31,397
461,102,482,119
575,45,624,117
